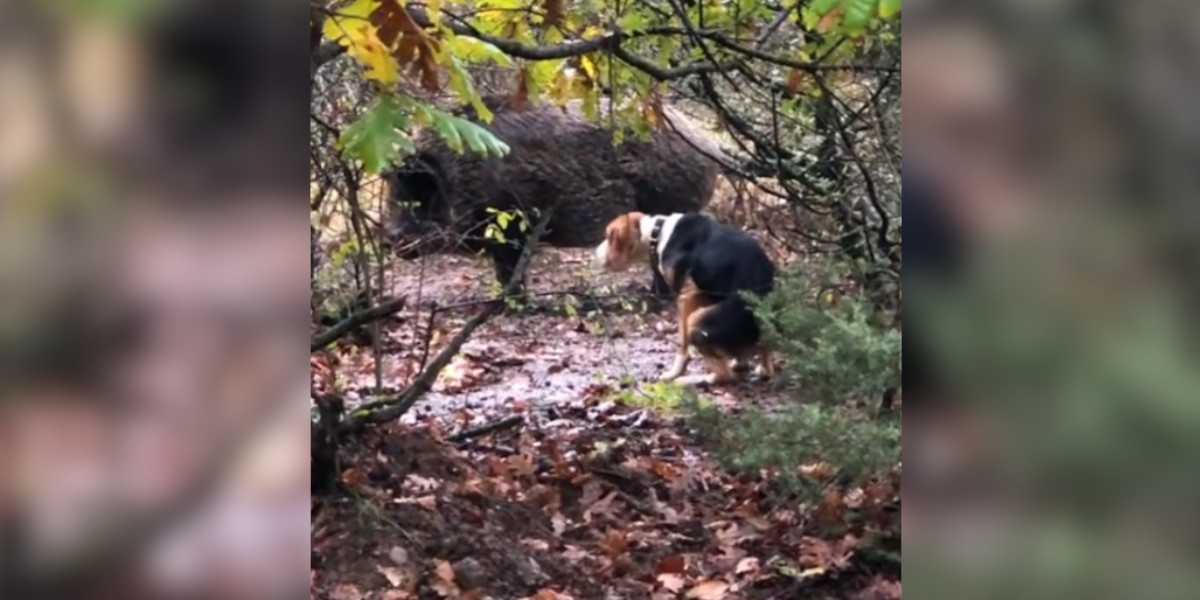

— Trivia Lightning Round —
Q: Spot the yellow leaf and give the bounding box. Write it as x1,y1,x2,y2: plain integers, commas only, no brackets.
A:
548,68,590,107
346,24,400,84
323,0,380,44
799,566,827,579
581,25,605,40
528,59,565,98
579,55,598,82
426,0,444,28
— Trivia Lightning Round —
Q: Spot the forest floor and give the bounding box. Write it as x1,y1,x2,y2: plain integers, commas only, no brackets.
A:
311,242,901,599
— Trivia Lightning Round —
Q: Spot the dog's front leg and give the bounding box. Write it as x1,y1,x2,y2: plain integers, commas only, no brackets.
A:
660,317,690,381
661,291,696,381
662,352,690,381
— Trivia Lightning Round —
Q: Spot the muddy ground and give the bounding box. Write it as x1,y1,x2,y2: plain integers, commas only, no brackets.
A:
331,245,793,429
312,237,900,600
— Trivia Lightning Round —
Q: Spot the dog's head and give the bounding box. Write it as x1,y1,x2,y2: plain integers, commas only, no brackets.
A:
593,211,647,272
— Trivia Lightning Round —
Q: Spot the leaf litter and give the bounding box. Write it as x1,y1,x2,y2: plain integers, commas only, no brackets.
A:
313,249,900,599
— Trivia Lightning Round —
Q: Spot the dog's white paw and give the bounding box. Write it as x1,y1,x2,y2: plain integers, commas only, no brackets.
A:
659,369,683,382
673,373,712,386
660,355,688,381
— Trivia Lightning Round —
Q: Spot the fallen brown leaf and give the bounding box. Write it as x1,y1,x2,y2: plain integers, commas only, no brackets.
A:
330,583,363,600
532,589,575,600
814,488,845,529
657,572,686,593
655,554,686,574
857,576,902,600
685,580,729,599
598,529,629,558
735,557,760,575
434,559,456,583
376,564,408,588
340,467,368,489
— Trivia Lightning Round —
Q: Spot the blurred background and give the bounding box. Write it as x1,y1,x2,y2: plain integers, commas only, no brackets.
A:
0,0,309,598
4,0,1199,596
903,0,1200,598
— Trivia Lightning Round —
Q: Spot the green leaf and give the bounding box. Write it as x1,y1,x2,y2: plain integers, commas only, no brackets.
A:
454,115,509,157
617,11,649,33
338,95,414,174
800,6,821,30
413,104,510,158
432,112,465,153
844,0,875,31
445,54,494,122
810,0,840,16
879,0,901,19
445,36,513,67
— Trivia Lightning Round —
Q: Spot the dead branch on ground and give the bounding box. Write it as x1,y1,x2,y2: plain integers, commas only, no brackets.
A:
311,296,408,352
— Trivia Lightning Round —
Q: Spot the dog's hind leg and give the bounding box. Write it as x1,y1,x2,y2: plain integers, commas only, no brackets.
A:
700,353,737,385
684,302,736,384
754,347,775,379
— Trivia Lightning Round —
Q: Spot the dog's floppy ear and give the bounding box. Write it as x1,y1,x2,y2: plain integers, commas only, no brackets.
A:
597,211,644,270
606,222,621,252
621,212,645,253
615,213,635,255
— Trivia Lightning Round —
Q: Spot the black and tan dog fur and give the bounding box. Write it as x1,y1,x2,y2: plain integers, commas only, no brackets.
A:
594,212,776,384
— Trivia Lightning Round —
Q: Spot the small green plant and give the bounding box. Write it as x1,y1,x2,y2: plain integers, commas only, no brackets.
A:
751,258,901,404
687,402,900,500
482,207,528,246
613,382,709,413
561,293,580,318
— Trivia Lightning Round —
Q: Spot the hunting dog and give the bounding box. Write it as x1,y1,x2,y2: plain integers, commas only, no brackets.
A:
593,212,776,384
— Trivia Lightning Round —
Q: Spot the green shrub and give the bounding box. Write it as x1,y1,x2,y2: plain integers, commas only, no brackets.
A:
752,258,901,404
687,400,900,499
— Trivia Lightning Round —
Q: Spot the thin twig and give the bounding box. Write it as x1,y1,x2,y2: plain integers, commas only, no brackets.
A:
343,209,555,431
449,415,524,444
417,302,438,373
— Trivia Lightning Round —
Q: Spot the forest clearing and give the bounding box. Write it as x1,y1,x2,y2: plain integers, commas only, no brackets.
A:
311,0,900,598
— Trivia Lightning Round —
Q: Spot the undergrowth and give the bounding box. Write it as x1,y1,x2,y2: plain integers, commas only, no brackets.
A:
617,256,904,502
687,400,900,499
751,256,901,405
